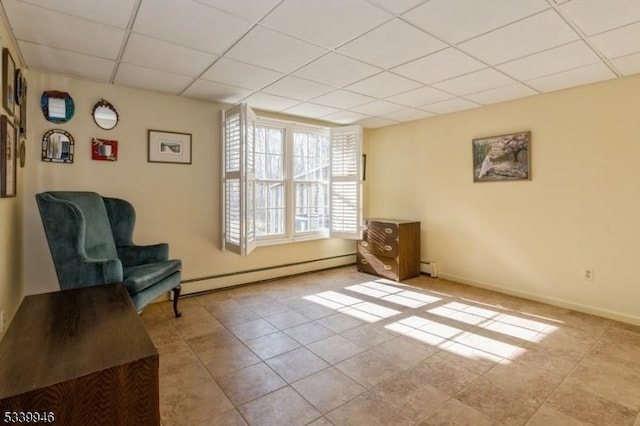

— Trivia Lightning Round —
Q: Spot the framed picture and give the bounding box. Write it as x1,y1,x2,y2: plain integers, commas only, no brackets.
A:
473,131,531,182
148,130,192,164
3,48,15,116
92,138,118,161
1,115,17,197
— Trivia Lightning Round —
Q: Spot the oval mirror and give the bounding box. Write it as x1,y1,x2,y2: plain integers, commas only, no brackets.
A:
42,129,74,163
92,99,119,130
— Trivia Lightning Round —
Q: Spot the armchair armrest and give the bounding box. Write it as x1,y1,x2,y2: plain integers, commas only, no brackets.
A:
117,243,169,267
58,258,123,289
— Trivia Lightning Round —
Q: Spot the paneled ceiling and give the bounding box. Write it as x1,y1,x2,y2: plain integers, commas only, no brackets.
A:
2,0,639,128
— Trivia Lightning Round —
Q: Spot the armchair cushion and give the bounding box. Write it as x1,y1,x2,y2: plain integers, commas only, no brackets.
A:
117,243,169,267
124,259,182,295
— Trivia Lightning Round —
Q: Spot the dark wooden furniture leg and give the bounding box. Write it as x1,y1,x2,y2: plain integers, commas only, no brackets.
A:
172,285,182,318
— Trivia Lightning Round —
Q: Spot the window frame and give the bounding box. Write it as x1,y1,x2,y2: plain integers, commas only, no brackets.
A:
221,104,362,255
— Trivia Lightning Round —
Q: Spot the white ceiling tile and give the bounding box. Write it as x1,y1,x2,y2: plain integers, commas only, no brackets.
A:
122,34,217,77
526,62,616,92
323,110,371,125
19,0,137,28
465,83,537,105
459,10,579,65
497,41,600,81
351,100,405,116
387,86,455,107
115,63,192,95
194,0,281,22
260,0,392,48
18,41,114,81
610,52,640,75
262,76,334,100
367,0,428,15
383,108,435,122
283,103,340,119
134,0,252,54
225,26,327,73
183,80,252,104
201,57,283,90
345,72,422,98
420,97,480,114
5,0,125,59
337,19,446,69
403,0,550,44
559,0,640,36
588,23,640,59
433,69,516,96
293,53,381,87
392,48,486,84
311,90,376,109
357,117,399,128
241,92,301,112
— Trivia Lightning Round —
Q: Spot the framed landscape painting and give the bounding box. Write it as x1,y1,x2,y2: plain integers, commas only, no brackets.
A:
473,131,530,182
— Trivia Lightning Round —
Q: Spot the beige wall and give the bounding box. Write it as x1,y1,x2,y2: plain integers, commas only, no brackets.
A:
0,14,24,339
23,71,355,297
365,73,640,324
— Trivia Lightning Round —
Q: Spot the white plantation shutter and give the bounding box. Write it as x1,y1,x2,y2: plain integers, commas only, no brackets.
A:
330,125,363,239
221,104,256,255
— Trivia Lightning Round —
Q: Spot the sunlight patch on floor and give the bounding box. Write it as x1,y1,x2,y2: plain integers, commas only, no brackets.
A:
303,278,560,362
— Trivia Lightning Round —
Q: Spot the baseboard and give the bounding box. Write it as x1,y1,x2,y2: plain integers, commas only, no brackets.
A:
180,254,356,295
439,272,640,326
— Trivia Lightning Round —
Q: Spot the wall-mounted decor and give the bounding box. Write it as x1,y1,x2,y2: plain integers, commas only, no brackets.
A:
2,48,15,116
1,115,16,197
41,91,75,123
473,131,530,182
15,69,25,106
92,99,119,130
92,138,118,161
19,139,25,168
19,77,27,138
148,130,192,164
42,129,74,163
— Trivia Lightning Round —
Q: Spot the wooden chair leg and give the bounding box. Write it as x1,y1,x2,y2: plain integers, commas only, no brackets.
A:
172,285,182,318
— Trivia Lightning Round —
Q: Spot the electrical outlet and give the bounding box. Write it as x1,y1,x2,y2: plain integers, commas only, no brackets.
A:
582,268,595,281
0,310,5,333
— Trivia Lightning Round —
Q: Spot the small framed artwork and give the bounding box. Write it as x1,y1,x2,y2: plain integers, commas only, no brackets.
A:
1,115,17,197
148,129,192,164
92,138,118,161
473,131,531,182
3,48,15,116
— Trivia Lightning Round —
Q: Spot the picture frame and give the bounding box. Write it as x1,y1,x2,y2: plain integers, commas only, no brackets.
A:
473,131,531,182
3,48,15,116
1,115,17,197
148,130,192,164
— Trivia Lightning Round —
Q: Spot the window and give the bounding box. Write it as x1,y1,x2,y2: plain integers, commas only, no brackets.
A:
222,104,362,255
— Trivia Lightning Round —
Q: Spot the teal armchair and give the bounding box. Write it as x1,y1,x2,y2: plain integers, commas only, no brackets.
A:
36,191,182,317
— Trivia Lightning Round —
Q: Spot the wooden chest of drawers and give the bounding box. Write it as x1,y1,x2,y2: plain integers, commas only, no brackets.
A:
357,219,421,281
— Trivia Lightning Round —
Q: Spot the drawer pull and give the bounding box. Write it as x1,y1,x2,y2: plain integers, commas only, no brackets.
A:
383,265,392,270
360,259,368,264
361,241,369,247
384,228,393,234
384,245,392,251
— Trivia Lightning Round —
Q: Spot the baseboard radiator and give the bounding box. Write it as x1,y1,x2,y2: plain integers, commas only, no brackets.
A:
179,254,356,296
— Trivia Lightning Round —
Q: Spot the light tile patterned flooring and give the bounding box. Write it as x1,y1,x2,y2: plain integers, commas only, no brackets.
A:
142,266,640,426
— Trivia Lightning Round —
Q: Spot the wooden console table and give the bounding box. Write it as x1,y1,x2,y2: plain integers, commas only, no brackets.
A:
0,284,159,425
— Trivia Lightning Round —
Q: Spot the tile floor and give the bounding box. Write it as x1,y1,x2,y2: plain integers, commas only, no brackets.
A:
141,266,640,426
